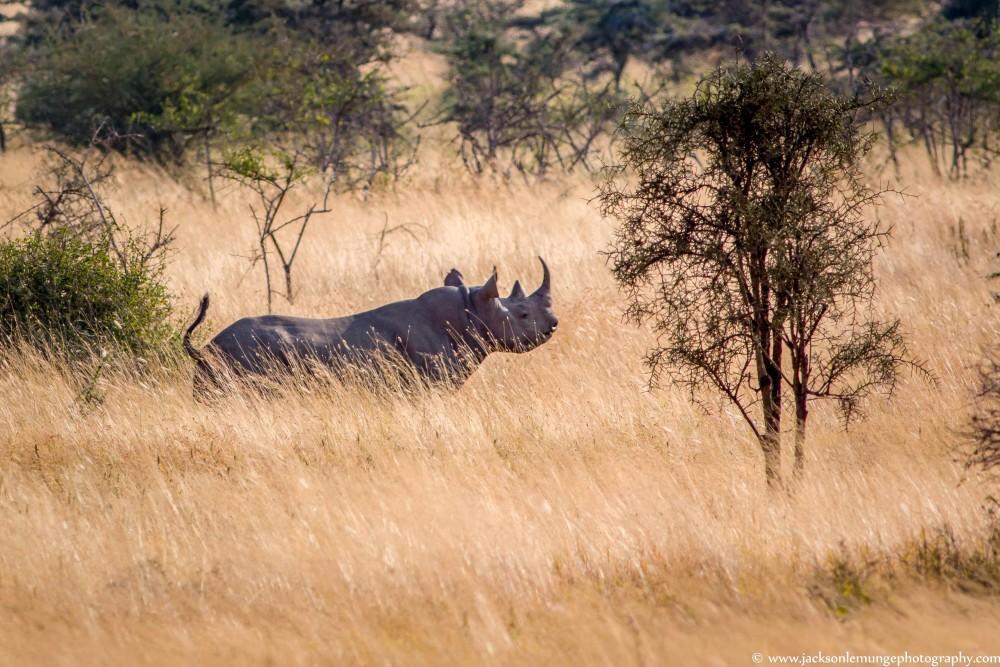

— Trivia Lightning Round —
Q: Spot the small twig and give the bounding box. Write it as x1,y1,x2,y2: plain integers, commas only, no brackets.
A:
371,213,427,281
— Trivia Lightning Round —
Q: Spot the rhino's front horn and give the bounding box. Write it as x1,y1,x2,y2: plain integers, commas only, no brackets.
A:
532,257,550,297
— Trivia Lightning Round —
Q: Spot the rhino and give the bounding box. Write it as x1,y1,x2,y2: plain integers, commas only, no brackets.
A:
183,258,558,393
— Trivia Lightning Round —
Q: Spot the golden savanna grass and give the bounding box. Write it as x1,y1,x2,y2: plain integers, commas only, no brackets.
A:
0,141,999,665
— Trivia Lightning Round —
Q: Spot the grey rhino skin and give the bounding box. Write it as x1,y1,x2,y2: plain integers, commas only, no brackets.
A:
183,258,558,392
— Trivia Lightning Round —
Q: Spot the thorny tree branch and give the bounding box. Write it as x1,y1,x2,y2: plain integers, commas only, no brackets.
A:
371,213,428,281
1,127,176,275
218,149,335,312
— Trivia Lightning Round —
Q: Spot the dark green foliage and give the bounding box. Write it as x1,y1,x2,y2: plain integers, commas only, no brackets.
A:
11,0,416,182
16,6,255,160
830,6,1000,178
601,55,920,486
0,232,174,354
522,0,924,86
229,0,419,186
757,0,922,66
552,0,672,86
521,0,700,86
8,0,995,183
543,0,785,79
877,20,1000,177
225,0,412,48
249,33,417,188
0,140,176,356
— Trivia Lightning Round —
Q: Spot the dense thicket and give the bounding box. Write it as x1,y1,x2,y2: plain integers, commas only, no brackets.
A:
8,0,415,187
16,7,254,159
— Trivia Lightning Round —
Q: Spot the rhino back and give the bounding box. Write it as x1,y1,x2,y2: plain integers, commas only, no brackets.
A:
206,292,458,374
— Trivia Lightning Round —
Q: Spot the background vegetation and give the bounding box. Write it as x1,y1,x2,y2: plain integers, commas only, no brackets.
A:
2,0,998,181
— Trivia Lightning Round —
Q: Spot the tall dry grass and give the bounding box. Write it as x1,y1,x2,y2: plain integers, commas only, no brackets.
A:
0,146,999,665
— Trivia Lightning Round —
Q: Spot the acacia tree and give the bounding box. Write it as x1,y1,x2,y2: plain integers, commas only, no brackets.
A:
0,70,10,153
16,7,255,162
218,147,332,313
250,33,419,190
601,55,923,487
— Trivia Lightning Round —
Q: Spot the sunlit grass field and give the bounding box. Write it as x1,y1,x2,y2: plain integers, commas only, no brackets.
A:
0,141,999,664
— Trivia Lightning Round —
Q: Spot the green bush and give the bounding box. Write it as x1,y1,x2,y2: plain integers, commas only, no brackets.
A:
0,232,174,354
16,6,254,160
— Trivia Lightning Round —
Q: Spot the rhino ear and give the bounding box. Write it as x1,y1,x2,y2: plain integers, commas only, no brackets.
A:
478,267,500,301
509,280,525,299
444,268,465,288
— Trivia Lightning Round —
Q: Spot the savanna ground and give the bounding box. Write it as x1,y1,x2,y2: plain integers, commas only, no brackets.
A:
0,135,999,664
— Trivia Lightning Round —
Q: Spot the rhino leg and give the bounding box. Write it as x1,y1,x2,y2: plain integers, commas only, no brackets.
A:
192,358,225,402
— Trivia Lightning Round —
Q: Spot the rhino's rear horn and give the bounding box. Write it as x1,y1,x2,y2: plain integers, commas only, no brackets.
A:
532,257,551,297
480,268,500,300
509,280,525,299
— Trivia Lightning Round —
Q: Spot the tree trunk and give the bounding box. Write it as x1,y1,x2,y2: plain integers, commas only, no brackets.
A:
761,0,771,53
283,264,294,305
753,263,782,488
794,388,807,480
882,114,900,180
260,238,273,314
204,133,217,210
791,343,808,481
613,56,626,92
758,336,783,488
802,14,818,72
760,431,782,489
843,33,856,89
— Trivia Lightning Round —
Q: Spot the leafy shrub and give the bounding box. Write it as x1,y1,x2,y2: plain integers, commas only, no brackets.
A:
16,6,254,160
0,231,174,354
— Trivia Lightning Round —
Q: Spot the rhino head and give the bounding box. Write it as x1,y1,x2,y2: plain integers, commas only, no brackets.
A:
449,258,558,353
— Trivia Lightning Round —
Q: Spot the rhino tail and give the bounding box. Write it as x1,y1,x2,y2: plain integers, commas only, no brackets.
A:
183,294,210,364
